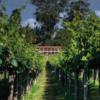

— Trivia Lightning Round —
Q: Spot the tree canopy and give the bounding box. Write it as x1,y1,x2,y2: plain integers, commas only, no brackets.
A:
29,0,90,46
63,0,90,22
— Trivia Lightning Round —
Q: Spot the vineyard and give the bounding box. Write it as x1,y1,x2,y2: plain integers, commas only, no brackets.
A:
48,9,100,100
0,0,100,100
0,0,47,100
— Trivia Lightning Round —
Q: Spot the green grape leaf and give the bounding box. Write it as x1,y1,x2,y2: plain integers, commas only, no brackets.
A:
11,16,14,20
13,45,18,51
0,19,4,24
1,5,6,11
0,45,3,55
16,70,20,74
82,48,85,51
0,58,2,64
81,56,88,61
96,48,100,52
2,14,8,20
2,35,7,40
15,32,19,37
11,59,18,67
86,52,91,58
8,29,15,35
2,6,6,11
25,2,28,4
0,28,4,33
22,34,25,38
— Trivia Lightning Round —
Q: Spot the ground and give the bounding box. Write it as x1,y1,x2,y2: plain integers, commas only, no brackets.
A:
32,65,58,100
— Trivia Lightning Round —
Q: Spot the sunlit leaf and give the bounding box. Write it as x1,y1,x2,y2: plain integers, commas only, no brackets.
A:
2,14,8,20
11,59,18,67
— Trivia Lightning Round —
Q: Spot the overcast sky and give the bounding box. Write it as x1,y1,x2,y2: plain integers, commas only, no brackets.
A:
2,0,100,37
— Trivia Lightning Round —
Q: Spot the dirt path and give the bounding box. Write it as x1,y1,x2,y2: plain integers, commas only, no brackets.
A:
33,64,58,100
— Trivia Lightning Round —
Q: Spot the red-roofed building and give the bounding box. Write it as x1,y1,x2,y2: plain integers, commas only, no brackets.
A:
35,46,65,55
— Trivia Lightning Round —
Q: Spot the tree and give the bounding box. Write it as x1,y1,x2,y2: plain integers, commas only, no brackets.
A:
63,0,90,22
30,0,90,46
31,26,45,45
18,23,37,44
50,29,73,47
53,0,90,47
30,0,69,45
8,8,22,28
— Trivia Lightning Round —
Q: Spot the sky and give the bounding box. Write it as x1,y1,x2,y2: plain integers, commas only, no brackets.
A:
2,0,100,37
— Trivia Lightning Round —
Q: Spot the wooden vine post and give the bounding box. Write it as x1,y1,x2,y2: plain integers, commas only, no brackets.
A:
95,69,99,81
81,69,84,78
4,68,6,82
61,69,64,84
26,72,29,97
29,69,33,93
64,70,67,86
87,68,90,98
74,67,79,100
99,67,100,100
20,73,25,100
56,68,57,77
92,69,94,80
0,70,1,79
56,68,59,80
59,69,61,81
20,74,23,100
14,73,18,100
54,68,56,75
94,69,96,84
13,71,17,100
8,68,14,100
69,68,71,95
84,67,88,100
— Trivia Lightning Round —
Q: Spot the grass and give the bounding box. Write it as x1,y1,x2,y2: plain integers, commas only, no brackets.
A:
0,71,8,80
51,70,99,100
50,69,75,100
51,69,99,100
0,71,9,100
24,67,46,100
24,64,58,100
24,64,100,100
78,74,99,100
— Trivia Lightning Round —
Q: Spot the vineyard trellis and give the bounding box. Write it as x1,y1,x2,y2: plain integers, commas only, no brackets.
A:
0,0,47,100
0,0,100,100
48,9,100,100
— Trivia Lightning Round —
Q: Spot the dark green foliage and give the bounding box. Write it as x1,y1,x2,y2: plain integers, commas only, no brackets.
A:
0,45,3,55
63,0,90,22
8,8,22,28
51,29,74,46
30,0,70,45
30,0,90,46
18,23,37,44
31,26,45,45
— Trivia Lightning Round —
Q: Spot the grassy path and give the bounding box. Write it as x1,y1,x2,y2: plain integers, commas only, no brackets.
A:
40,65,58,100
26,63,58,100
25,62,100,100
